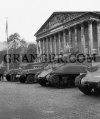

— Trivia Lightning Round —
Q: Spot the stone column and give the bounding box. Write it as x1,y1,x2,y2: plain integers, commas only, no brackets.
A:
38,40,42,62
50,36,53,53
97,21,100,55
44,38,46,54
37,40,39,55
42,39,44,54
88,20,93,54
63,30,66,51
42,38,45,62
74,26,77,47
48,36,52,60
58,33,61,54
40,40,42,55
68,28,71,52
81,23,85,54
42,39,45,54
54,34,57,55
36,40,39,62
41,39,44,62
46,37,49,56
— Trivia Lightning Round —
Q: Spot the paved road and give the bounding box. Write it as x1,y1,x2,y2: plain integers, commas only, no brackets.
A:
0,81,100,119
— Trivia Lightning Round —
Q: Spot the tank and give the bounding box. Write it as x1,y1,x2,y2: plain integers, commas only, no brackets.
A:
75,65,100,95
38,62,88,88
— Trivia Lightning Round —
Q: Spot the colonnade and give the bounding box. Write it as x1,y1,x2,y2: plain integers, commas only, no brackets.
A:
37,20,100,59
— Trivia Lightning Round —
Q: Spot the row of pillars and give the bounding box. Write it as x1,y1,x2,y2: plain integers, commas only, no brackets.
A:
37,20,100,57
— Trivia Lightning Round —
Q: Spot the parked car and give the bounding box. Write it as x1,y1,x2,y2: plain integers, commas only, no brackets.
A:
75,65,100,95
38,62,88,88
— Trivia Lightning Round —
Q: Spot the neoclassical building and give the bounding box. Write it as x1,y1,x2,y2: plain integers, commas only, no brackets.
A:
35,12,100,61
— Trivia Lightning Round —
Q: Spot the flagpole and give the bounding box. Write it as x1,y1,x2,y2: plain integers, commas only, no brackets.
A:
6,18,9,72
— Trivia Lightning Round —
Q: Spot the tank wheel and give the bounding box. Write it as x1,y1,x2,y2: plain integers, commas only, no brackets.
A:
75,77,92,95
92,88,100,95
75,75,82,87
19,75,26,83
34,72,40,82
38,78,47,86
26,75,34,84
11,75,16,82
6,74,11,81
79,86,93,95
51,75,63,88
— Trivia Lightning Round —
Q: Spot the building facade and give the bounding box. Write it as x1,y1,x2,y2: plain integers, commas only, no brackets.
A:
35,12,100,61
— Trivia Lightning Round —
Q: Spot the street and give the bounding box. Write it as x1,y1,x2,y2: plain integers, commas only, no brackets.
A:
0,81,100,119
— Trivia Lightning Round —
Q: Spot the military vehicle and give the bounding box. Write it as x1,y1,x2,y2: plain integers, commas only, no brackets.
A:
19,63,47,83
37,49,89,88
75,64,100,95
0,66,6,81
38,62,63,86
38,61,88,88
5,68,22,81
75,54,100,95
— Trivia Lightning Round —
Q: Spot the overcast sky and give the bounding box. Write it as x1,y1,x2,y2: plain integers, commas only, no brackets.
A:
0,0,99,43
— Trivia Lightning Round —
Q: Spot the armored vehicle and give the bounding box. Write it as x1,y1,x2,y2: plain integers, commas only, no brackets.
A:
38,61,88,88
0,66,6,81
19,63,47,83
6,68,22,81
38,62,64,86
48,63,88,88
75,64,100,95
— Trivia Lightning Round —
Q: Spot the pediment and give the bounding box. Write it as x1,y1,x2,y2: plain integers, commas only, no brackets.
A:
35,12,85,35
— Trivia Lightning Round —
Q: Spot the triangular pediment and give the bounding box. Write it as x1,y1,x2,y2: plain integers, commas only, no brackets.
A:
35,12,86,36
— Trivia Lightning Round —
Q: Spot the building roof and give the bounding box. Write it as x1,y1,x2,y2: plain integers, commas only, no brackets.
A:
35,11,100,37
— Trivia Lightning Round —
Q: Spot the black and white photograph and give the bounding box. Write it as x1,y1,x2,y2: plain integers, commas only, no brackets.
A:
0,0,100,119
